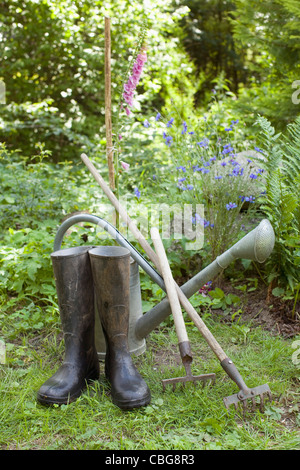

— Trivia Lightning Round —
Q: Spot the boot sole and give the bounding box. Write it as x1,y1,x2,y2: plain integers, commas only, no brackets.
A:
112,392,151,411
37,390,81,406
37,369,99,406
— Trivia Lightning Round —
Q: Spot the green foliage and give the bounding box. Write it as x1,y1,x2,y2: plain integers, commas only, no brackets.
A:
0,225,56,297
209,287,241,314
1,0,300,162
255,115,300,293
0,143,107,338
0,143,83,229
179,0,247,104
231,0,300,129
0,0,193,161
0,223,60,339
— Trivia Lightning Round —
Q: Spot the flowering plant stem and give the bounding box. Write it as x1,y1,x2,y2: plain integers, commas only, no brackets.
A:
112,22,148,209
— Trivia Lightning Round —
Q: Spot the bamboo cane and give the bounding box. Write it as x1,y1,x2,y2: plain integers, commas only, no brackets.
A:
104,16,115,190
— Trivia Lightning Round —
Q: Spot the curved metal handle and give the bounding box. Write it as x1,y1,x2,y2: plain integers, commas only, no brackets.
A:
53,213,165,290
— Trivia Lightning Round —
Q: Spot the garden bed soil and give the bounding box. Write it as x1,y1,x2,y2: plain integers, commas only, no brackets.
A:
215,278,300,338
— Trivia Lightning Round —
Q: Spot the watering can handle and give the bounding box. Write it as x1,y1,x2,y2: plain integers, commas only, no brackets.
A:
53,213,165,290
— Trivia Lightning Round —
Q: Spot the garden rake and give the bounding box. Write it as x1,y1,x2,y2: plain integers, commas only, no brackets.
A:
81,153,273,414
151,227,216,391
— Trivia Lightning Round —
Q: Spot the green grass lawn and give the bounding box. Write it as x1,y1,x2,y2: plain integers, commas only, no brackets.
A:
1,316,299,450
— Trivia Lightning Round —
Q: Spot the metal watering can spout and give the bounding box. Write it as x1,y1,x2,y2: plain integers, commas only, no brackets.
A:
53,215,275,353
135,218,275,339
216,219,275,269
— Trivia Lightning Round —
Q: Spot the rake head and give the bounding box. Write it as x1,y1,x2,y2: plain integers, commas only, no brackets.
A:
162,360,216,392
223,383,272,414
221,358,272,414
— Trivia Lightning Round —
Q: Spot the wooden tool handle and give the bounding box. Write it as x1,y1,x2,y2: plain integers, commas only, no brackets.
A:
81,153,227,362
151,227,189,345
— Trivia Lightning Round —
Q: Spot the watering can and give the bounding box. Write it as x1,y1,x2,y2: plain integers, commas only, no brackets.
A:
53,214,275,360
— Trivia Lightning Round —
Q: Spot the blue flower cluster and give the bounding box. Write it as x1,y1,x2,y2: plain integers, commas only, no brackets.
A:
226,202,237,210
197,138,209,148
239,195,256,203
139,113,262,214
222,143,234,155
191,213,214,228
176,167,193,190
163,132,173,147
177,177,193,191
134,187,141,199
176,165,186,172
249,168,264,179
182,121,188,134
228,162,244,177
224,119,239,132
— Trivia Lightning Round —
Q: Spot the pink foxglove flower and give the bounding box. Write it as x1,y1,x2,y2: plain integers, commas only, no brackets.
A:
123,51,147,114
120,161,130,171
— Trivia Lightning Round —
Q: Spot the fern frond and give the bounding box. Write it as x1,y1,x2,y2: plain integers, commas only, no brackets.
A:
255,115,300,289
254,115,283,172
283,116,300,184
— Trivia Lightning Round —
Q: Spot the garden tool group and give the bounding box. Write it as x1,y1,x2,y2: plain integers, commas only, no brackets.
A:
77,153,274,414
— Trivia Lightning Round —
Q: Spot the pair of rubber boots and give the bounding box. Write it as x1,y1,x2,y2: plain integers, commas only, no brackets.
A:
37,245,151,410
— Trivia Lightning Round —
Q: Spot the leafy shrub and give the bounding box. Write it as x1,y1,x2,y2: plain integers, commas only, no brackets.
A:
0,143,86,232
0,0,192,160
0,225,56,299
255,116,300,297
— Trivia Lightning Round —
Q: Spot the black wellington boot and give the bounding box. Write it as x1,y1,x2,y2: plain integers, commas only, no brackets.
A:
89,246,151,410
37,246,99,405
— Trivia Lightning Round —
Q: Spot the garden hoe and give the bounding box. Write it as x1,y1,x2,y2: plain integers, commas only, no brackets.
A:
151,227,216,391
80,153,273,414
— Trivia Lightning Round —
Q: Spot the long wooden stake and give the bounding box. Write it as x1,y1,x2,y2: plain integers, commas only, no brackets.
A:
104,16,115,190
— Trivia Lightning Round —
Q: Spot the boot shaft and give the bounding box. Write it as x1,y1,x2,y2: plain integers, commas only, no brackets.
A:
51,246,96,355
88,246,151,410
89,246,131,338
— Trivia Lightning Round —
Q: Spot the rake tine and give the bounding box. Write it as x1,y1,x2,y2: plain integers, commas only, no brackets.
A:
259,394,265,413
223,385,272,414
162,370,216,392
